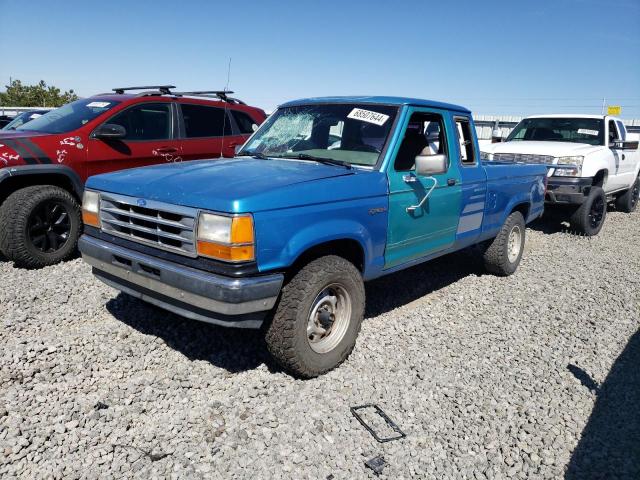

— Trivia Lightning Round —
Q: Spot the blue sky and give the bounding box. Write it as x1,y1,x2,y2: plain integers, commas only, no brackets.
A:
1,0,639,118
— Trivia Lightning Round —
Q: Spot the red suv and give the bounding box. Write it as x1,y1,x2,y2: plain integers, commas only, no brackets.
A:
0,86,266,267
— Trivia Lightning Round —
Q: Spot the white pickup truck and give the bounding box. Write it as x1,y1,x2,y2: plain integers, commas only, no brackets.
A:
481,115,640,235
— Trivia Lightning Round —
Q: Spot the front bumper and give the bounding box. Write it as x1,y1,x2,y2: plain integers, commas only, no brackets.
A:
79,235,284,329
545,176,593,205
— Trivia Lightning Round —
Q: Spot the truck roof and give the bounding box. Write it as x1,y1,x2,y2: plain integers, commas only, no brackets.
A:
281,96,471,114
525,113,623,121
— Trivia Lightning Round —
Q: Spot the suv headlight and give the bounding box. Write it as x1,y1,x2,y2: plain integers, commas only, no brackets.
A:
196,212,255,262
82,190,101,227
553,156,584,177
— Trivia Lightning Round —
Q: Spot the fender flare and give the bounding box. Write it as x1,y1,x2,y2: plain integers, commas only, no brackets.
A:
0,164,84,197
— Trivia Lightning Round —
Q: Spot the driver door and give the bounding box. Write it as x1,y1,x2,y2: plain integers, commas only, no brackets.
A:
384,108,462,268
86,102,181,177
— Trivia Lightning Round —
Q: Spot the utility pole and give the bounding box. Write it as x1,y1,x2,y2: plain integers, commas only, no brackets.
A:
601,97,606,115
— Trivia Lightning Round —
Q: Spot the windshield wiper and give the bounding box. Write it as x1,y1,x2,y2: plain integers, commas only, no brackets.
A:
287,153,352,169
236,151,269,159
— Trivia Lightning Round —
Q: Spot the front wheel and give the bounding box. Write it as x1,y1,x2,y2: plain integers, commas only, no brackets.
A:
264,255,365,378
569,186,606,236
483,211,526,276
615,175,639,213
0,185,81,268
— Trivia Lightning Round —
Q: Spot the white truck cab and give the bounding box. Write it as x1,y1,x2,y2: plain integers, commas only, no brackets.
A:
481,114,640,235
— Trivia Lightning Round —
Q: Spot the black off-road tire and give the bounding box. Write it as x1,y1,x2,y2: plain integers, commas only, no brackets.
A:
615,175,639,213
0,185,81,268
569,186,606,236
264,255,365,378
483,211,526,276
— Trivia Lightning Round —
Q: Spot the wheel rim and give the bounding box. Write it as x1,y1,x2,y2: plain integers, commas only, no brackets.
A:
507,225,522,263
307,283,352,354
27,200,71,253
589,196,605,229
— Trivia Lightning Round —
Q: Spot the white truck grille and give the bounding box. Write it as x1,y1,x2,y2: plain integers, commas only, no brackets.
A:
99,193,198,257
492,153,555,164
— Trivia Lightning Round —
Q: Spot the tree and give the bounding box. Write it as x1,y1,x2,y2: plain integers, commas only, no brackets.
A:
0,79,78,107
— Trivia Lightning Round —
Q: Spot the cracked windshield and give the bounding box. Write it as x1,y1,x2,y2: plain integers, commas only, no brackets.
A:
239,103,398,166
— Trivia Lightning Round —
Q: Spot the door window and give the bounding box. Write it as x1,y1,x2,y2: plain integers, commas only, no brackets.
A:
394,113,447,171
180,104,232,137
455,117,476,165
609,120,620,144
231,110,258,134
106,103,171,141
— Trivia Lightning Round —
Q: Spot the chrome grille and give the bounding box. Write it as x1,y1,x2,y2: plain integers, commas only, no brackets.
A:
492,153,555,164
99,193,198,257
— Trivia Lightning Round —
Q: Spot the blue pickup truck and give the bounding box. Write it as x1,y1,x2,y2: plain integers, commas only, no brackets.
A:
78,97,546,377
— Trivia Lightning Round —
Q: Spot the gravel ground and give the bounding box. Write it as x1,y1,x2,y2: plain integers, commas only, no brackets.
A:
1,209,639,479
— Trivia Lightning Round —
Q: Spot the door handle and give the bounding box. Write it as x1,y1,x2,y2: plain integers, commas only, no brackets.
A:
155,147,178,153
447,178,457,186
622,154,626,160
407,177,438,213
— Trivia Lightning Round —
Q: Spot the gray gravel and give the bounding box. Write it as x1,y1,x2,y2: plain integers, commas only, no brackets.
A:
1,210,639,479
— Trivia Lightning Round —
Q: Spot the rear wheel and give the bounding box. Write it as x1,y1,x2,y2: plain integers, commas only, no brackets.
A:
569,186,606,236
0,185,81,268
483,211,526,276
264,255,365,378
615,175,639,213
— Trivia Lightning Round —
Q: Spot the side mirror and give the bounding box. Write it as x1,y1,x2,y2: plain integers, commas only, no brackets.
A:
415,154,447,176
611,140,639,151
93,123,126,139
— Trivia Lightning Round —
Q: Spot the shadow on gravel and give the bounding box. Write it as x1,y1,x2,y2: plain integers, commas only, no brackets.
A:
565,329,640,479
106,294,275,374
364,248,485,318
528,204,620,235
104,248,486,374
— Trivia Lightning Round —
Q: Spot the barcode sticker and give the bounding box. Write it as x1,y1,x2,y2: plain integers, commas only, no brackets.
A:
347,108,389,126
577,129,599,136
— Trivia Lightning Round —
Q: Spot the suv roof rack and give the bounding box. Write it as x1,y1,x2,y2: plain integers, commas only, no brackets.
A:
173,90,246,105
112,85,176,95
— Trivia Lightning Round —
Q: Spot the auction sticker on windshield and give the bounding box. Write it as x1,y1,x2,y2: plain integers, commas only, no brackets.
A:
577,128,599,136
86,101,111,108
347,108,389,126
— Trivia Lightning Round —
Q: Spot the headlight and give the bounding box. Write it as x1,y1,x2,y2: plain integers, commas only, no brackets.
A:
196,213,255,262
553,156,584,177
480,151,493,161
82,190,100,227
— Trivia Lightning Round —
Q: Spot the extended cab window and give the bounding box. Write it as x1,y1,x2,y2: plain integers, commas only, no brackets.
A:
231,110,258,134
107,103,171,141
608,120,621,144
455,117,476,165
394,113,447,171
180,104,232,137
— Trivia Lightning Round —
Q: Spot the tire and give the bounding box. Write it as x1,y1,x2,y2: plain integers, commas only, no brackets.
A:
569,186,606,236
614,175,639,213
264,255,365,378
483,211,526,276
0,185,82,268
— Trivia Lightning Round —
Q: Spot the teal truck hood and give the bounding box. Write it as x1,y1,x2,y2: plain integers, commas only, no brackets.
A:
86,158,386,213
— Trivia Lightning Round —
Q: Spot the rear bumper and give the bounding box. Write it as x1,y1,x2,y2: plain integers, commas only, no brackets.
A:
79,234,284,329
545,176,593,205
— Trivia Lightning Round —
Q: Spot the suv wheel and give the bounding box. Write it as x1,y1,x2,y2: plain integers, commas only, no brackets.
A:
569,186,606,236
264,255,365,378
0,186,81,268
615,174,639,213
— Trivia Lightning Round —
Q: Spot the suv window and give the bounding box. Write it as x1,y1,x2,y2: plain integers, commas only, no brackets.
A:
180,103,232,137
455,117,476,165
608,120,620,144
615,120,626,141
107,103,171,141
231,110,258,134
